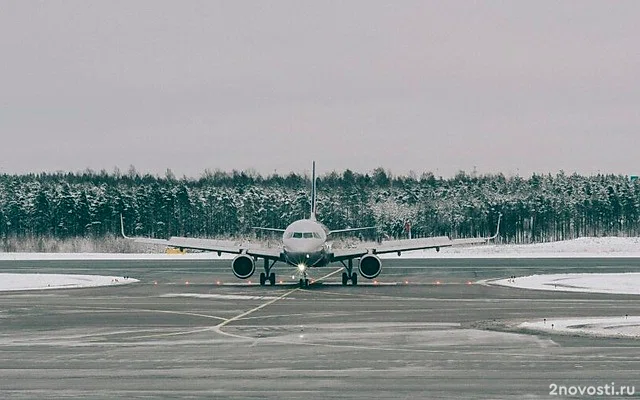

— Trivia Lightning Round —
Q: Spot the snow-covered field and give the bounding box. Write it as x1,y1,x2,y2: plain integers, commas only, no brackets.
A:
520,316,640,339
1,236,640,260
0,273,138,292
491,273,640,295
491,269,640,339
0,252,236,261
382,236,640,258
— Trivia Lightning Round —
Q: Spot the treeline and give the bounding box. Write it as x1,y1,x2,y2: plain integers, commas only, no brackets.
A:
0,168,639,244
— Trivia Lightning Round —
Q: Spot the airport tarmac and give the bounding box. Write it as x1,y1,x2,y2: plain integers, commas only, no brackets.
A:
1,258,639,399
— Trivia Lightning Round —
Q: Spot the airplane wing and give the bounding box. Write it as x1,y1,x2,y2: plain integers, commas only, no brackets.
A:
122,216,281,260
130,236,282,260
331,236,453,262
332,214,501,262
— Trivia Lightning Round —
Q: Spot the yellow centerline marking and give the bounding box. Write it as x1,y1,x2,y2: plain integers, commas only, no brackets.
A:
213,268,343,338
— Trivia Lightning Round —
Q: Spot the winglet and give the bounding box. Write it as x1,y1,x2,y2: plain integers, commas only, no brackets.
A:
120,214,131,239
487,213,502,241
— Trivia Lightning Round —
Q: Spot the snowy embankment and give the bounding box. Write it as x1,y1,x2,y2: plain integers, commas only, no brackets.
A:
520,316,640,339
491,273,640,295
0,252,237,261
491,271,640,339
381,236,640,258
2,237,640,260
0,273,138,292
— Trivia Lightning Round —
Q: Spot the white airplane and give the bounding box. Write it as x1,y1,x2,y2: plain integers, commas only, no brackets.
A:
122,162,500,287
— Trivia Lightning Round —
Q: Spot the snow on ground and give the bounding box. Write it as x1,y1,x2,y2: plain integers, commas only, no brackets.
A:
381,236,640,258
520,316,640,339
492,271,640,339
0,252,237,261
2,237,640,260
0,273,138,292
491,273,640,295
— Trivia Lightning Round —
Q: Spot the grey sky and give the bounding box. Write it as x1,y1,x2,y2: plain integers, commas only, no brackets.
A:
1,1,638,178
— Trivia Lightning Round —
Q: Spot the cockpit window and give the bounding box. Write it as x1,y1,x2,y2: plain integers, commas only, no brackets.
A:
285,232,293,239
292,232,303,238
313,232,321,239
303,232,314,238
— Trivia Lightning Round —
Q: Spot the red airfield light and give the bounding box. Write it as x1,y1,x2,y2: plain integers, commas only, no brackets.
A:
435,280,441,285
216,281,221,285
185,281,189,285
404,280,409,285
279,280,283,284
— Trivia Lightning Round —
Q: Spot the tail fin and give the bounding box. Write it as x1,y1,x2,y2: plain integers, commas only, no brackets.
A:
310,161,317,220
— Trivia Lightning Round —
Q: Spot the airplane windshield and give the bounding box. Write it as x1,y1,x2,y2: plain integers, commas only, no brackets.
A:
289,232,319,239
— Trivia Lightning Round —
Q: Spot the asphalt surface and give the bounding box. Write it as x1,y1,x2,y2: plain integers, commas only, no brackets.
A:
1,257,640,399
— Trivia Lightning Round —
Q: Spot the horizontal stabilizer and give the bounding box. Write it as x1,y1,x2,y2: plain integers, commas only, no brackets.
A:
328,226,376,235
252,227,286,233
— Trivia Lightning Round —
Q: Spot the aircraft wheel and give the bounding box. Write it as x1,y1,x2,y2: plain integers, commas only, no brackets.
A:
299,279,304,288
341,272,348,286
351,273,358,286
269,272,276,286
259,272,266,286
305,279,310,287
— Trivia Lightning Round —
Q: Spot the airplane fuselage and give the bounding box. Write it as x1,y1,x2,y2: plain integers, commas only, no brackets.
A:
281,218,331,269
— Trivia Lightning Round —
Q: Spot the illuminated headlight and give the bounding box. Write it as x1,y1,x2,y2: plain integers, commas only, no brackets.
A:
297,263,307,272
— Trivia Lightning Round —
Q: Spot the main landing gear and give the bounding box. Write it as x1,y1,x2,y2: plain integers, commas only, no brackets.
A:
340,259,358,286
259,259,277,286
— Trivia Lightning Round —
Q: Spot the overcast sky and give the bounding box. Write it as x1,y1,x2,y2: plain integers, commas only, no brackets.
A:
1,1,639,178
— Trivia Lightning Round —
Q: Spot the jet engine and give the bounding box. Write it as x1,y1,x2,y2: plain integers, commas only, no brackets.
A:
231,255,255,279
358,255,382,279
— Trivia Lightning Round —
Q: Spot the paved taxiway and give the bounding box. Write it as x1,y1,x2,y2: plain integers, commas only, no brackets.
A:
1,258,640,399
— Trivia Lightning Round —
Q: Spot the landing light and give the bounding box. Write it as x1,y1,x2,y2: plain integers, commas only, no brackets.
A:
297,263,307,272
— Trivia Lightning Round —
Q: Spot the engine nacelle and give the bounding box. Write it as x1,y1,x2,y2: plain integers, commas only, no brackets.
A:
359,255,382,279
231,255,255,279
